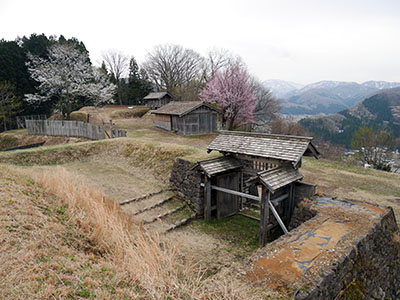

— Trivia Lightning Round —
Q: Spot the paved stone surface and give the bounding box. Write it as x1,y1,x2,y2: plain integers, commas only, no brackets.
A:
246,197,399,299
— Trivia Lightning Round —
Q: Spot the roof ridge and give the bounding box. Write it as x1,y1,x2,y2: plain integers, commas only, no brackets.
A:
218,130,313,141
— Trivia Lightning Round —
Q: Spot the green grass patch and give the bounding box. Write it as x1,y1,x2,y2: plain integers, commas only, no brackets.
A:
192,215,260,255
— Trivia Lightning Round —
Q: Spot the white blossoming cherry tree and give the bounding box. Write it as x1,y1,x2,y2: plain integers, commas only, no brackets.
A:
25,43,116,119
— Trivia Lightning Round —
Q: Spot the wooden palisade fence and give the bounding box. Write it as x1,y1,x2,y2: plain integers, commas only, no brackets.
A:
16,115,47,129
26,120,126,140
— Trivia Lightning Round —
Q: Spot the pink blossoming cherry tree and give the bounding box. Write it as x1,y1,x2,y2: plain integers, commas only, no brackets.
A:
200,62,256,130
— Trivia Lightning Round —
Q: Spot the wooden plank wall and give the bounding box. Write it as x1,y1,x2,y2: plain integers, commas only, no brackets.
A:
26,120,106,140
146,98,170,109
154,115,172,131
182,110,217,135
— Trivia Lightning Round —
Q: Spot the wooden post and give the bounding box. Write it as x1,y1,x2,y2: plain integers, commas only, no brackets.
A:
240,171,244,210
204,176,212,222
109,120,114,138
288,183,295,222
259,187,270,247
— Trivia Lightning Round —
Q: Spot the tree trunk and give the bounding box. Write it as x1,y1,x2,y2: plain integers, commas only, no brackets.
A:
117,82,122,106
227,120,234,131
3,114,6,131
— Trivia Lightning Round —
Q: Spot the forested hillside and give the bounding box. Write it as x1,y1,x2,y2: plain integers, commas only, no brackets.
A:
300,87,400,148
0,34,152,132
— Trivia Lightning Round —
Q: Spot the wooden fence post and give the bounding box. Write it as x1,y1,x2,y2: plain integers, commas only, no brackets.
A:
109,120,113,138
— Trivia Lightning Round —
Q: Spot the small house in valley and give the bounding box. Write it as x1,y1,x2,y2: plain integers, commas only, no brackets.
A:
152,101,219,135
143,92,172,109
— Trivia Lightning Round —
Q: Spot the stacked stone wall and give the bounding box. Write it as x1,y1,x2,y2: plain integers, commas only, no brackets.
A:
169,158,204,216
295,207,400,300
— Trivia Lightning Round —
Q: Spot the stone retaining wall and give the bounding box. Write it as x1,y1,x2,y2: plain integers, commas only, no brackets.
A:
169,158,204,216
295,206,400,300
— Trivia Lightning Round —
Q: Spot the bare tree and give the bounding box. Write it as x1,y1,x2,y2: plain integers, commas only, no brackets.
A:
203,48,238,81
250,78,282,132
142,44,205,100
102,50,129,105
351,126,395,170
270,116,306,136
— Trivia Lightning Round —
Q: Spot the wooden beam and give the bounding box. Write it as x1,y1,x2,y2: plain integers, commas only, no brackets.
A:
244,202,260,210
238,212,260,221
271,193,288,206
269,199,289,234
210,185,261,202
259,187,270,247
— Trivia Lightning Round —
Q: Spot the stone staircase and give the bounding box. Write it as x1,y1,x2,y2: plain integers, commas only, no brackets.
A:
120,190,194,234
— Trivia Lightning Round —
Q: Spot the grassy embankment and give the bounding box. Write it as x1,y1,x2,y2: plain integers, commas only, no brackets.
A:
302,157,400,221
0,139,263,299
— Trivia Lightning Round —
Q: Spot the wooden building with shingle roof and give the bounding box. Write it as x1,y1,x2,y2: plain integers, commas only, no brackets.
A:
152,101,219,135
193,131,320,246
143,92,172,109
207,131,319,167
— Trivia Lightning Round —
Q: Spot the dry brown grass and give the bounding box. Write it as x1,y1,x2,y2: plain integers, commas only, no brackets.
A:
0,166,140,299
31,167,254,299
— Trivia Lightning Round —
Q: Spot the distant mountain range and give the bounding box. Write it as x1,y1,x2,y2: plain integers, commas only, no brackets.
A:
299,87,400,148
263,79,400,115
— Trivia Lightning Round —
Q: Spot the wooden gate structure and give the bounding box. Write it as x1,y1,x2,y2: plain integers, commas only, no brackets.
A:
194,131,320,247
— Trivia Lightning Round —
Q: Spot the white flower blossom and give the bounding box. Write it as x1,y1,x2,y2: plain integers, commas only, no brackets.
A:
25,44,116,116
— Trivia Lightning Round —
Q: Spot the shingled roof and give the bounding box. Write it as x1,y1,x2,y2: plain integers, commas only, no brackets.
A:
207,131,320,165
194,156,242,177
143,92,171,100
257,166,304,193
152,101,219,117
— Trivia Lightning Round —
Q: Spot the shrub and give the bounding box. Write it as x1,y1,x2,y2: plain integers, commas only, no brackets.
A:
48,112,88,122
110,107,150,119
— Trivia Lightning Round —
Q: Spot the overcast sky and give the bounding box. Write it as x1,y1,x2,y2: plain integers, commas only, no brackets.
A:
1,0,399,84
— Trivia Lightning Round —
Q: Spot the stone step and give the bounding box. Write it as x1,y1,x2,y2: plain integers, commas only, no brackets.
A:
133,199,183,223
120,191,173,215
143,206,194,234
143,205,185,224
119,189,166,205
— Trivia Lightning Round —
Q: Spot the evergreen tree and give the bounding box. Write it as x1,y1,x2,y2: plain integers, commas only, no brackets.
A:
0,81,21,131
127,57,152,105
